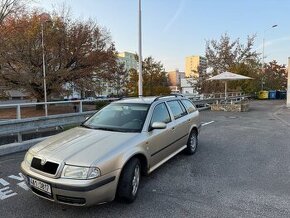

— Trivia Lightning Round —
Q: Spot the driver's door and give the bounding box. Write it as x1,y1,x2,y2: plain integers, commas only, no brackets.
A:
146,103,176,168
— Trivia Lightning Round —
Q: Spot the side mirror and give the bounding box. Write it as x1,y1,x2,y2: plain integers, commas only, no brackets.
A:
150,122,166,130
85,117,89,121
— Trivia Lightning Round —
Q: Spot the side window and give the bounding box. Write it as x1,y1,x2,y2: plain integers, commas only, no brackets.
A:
167,100,187,120
181,99,197,114
151,103,171,124
178,100,187,115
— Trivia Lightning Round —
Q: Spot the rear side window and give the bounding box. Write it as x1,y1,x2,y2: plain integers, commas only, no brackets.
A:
151,103,171,124
167,100,187,120
181,99,197,114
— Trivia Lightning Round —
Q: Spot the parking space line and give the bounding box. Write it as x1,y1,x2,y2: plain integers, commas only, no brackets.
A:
201,121,215,126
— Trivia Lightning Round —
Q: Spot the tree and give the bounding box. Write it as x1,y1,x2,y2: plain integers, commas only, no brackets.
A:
262,60,287,90
0,0,24,24
205,33,260,93
229,62,261,93
0,9,117,101
127,57,171,96
108,62,129,96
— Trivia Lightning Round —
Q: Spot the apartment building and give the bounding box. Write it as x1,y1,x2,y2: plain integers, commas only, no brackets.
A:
185,55,207,78
117,52,138,71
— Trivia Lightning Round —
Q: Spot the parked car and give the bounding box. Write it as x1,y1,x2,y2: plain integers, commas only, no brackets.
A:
21,95,201,206
83,97,97,101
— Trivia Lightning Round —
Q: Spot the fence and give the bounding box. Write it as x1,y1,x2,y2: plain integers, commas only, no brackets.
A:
0,98,118,120
0,93,248,145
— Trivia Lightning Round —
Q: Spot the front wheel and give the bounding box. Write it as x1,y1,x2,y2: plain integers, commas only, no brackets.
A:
184,130,198,155
116,158,141,203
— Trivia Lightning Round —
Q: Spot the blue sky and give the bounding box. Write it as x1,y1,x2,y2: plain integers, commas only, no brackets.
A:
34,0,290,71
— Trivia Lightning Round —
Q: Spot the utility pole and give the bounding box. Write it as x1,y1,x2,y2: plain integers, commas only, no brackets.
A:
287,57,290,107
261,25,278,90
41,22,48,117
40,13,51,117
138,0,143,97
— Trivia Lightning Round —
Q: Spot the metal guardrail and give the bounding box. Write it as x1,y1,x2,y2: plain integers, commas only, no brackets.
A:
189,95,250,108
0,111,95,143
0,98,118,120
0,94,248,145
183,92,244,100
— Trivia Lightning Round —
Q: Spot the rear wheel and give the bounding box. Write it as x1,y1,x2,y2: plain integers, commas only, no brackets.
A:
116,158,141,203
184,130,198,155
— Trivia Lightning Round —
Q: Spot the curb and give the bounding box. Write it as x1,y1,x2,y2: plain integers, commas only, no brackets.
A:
0,137,49,157
198,107,210,111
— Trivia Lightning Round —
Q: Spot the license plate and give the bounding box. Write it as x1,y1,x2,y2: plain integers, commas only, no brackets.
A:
29,178,51,195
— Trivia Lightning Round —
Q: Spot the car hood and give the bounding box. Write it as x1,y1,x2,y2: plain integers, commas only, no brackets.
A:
30,127,138,167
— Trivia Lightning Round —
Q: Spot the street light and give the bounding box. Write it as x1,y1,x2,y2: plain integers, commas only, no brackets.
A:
261,24,278,90
138,0,143,97
40,13,51,117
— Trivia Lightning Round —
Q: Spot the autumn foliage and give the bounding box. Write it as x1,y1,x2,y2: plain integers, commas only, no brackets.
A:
127,57,171,96
0,9,117,100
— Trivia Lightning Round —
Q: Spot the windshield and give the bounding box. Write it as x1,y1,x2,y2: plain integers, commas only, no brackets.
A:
82,103,150,132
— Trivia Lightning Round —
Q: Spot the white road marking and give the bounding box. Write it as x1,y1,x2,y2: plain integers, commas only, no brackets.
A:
0,173,30,201
17,181,29,191
8,173,24,181
202,121,215,126
0,187,17,200
0,178,9,186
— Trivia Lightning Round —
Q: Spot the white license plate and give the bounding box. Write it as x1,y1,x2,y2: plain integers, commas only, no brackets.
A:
29,178,52,195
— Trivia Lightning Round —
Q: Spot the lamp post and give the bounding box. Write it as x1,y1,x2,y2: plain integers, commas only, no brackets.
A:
287,57,290,107
261,24,278,90
138,0,143,97
40,13,51,117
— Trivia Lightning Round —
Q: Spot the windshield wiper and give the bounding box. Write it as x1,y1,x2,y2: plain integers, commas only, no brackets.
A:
93,127,120,132
81,125,139,132
80,124,95,129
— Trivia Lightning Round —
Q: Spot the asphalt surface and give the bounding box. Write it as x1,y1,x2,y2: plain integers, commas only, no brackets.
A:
1,100,290,218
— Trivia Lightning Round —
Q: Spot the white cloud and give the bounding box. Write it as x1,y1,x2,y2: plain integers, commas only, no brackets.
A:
163,0,186,32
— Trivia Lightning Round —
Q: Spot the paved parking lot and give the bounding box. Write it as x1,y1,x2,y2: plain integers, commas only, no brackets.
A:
1,100,290,218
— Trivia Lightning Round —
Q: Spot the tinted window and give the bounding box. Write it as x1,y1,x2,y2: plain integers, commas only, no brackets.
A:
181,99,197,113
167,100,187,119
151,103,171,124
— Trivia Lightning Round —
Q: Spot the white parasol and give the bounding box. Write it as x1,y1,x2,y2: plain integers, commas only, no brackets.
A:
207,71,252,99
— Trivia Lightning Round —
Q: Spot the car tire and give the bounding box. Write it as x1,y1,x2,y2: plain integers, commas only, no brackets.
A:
184,130,198,155
116,158,141,203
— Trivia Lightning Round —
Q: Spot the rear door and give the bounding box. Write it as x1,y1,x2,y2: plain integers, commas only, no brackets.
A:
166,100,189,148
180,99,199,129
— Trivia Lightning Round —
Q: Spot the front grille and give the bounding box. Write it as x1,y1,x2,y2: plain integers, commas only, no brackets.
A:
31,187,53,199
56,195,86,205
31,158,59,175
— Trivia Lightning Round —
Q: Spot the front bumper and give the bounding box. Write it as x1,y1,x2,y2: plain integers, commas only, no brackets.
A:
21,161,121,206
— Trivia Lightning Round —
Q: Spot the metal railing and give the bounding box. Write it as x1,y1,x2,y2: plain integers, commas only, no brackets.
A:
0,93,248,145
0,98,118,120
184,92,245,100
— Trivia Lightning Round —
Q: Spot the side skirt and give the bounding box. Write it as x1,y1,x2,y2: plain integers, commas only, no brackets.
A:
148,145,187,174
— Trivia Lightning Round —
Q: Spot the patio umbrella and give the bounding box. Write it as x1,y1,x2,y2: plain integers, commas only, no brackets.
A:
207,71,252,99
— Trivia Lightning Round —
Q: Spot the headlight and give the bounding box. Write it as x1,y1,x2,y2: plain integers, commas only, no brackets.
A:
61,165,101,180
24,152,33,166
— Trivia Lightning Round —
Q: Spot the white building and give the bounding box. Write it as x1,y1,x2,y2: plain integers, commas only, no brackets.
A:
180,78,198,95
117,52,138,71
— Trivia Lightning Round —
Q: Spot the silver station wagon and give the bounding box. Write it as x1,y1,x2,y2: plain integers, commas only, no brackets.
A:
21,95,201,206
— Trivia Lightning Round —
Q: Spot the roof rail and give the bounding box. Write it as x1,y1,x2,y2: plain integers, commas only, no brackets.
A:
153,94,185,102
